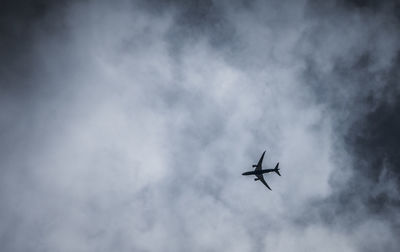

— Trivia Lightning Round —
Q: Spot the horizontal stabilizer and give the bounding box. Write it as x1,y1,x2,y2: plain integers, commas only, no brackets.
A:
274,162,281,176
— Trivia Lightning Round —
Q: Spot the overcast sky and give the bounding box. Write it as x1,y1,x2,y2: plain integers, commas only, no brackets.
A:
1,0,399,251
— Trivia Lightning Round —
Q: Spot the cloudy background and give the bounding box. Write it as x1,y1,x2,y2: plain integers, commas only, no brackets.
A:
1,0,399,251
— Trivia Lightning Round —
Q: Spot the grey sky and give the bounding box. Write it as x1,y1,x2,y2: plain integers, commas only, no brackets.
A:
1,0,399,251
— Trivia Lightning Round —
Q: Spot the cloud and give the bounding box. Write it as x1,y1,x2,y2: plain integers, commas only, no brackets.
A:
0,0,399,251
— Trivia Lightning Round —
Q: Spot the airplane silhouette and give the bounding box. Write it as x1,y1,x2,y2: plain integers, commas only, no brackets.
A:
242,150,280,190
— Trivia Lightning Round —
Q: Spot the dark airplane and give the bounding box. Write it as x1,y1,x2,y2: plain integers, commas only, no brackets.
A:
242,150,280,190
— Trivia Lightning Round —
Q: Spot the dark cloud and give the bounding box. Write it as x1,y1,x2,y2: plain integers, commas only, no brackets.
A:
0,1,70,93
299,1,400,250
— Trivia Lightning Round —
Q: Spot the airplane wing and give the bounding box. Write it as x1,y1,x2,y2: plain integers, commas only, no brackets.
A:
255,151,266,170
257,174,272,190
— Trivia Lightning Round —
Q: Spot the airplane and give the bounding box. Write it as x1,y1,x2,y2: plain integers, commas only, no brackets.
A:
242,150,280,190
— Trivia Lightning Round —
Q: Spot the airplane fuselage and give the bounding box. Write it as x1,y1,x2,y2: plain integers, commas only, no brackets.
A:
242,169,276,176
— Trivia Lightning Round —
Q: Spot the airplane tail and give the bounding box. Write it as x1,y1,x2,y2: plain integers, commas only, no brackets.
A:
274,162,281,176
